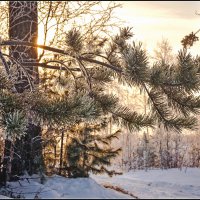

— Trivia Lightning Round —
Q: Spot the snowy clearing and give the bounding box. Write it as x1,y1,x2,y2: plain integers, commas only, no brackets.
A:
0,195,10,199
92,168,200,199
0,175,132,199
1,168,200,199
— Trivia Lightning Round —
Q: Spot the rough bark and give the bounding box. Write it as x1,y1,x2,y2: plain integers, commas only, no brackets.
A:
9,1,38,92
2,2,43,180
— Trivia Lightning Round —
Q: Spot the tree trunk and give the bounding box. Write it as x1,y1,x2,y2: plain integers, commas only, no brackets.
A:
7,141,14,182
59,130,64,175
3,2,42,180
9,1,38,92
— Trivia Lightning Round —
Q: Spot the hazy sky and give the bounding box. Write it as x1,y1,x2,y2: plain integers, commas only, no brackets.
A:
116,1,200,56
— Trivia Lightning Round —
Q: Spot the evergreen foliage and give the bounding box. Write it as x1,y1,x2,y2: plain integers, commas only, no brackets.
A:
64,121,121,178
1,27,199,134
109,28,200,132
1,110,27,141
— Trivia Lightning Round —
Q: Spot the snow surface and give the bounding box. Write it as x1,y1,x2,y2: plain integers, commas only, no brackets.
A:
0,175,132,199
0,195,11,199
92,168,200,199
1,168,200,199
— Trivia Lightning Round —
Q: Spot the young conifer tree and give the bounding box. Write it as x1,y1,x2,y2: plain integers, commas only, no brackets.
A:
64,120,121,178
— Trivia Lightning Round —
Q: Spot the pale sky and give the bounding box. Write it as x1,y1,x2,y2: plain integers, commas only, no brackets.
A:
116,1,200,56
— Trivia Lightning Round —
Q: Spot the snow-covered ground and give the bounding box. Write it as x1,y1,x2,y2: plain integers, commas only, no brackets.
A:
0,175,131,199
0,195,10,199
92,168,200,199
1,168,200,199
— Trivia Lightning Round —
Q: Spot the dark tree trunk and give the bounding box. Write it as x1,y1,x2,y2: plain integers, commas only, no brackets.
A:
9,1,39,92
2,2,43,181
0,140,11,186
59,130,64,175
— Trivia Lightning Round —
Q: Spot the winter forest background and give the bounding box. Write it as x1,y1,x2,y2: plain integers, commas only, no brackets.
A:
0,1,200,199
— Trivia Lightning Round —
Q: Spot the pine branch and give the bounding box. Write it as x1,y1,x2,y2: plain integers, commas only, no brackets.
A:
163,116,197,132
162,87,200,117
32,92,100,125
0,40,123,73
111,106,154,131
119,42,150,88
176,49,200,92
